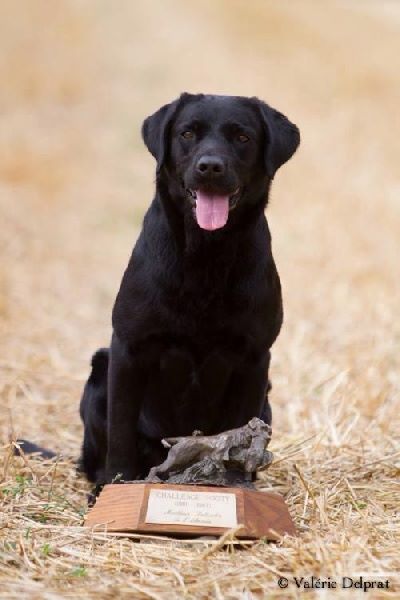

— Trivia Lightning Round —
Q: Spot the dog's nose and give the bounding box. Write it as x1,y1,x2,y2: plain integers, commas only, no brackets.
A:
196,155,225,178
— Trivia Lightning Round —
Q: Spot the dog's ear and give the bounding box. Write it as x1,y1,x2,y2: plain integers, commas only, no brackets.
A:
252,98,300,178
142,93,191,174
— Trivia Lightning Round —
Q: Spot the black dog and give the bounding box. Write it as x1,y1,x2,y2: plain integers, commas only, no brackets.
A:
79,93,300,485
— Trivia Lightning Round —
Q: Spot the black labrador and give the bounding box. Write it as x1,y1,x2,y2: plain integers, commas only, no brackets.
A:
79,93,300,485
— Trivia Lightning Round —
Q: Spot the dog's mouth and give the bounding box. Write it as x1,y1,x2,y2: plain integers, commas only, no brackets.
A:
186,188,240,231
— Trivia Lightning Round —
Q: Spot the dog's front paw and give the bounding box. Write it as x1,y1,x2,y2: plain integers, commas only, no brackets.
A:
87,483,105,507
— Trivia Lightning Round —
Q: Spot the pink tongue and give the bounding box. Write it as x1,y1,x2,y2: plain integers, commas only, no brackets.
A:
195,191,229,231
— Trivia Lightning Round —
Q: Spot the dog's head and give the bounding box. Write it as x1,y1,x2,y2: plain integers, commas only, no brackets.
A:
142,93,300,231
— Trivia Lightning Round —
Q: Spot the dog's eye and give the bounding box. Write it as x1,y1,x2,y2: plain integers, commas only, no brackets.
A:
181,130,195,140
237,133,250,143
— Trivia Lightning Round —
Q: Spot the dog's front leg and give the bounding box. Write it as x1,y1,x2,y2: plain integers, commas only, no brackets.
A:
220,351,271,431
105,333,142,483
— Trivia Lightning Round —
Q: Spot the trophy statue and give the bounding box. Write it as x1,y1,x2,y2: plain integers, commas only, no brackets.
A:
85,418,295,539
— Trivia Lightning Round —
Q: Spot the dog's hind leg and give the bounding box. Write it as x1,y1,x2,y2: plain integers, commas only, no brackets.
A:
79,348,109,483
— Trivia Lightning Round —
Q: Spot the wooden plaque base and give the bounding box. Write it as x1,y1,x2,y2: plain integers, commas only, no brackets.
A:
85,483,296,540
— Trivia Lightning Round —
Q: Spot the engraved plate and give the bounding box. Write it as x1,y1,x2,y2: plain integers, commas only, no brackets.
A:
145,488,237,528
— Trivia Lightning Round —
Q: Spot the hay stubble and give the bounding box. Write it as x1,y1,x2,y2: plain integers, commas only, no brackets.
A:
1,1,399,597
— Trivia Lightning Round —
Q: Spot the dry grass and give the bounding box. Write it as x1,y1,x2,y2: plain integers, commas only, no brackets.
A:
1,0,400,597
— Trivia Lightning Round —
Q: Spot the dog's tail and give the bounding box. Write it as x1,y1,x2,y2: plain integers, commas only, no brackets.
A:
13,439,58,459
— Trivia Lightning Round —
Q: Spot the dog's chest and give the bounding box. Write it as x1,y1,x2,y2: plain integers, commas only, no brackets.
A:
162,267,257,343
174,244,257,321
113,223,274,351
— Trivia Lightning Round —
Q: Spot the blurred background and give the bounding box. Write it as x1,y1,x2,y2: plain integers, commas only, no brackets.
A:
1,0,399,451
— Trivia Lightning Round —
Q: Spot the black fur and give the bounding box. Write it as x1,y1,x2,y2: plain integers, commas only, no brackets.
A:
14,440,57,459
78,348,109,482
79,93,300,484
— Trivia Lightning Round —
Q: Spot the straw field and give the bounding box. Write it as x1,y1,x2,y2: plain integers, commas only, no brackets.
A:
1,1,399,598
